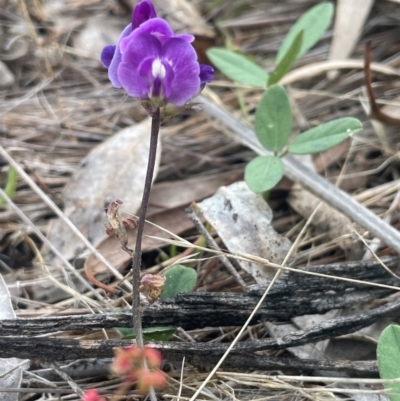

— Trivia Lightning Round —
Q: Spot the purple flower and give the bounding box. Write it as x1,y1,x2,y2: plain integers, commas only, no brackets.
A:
118,33,201,107
131,0,157,29
101,0,213,112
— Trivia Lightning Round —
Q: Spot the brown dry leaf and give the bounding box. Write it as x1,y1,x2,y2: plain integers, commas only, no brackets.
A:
328,0,374,79
45,118,160,264
85,171,238,275
85,204,192,275
197,181,292,284
313,139,351,174
147,170,241,215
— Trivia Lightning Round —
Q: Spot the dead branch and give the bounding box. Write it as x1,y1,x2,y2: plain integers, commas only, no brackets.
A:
0,336,378,375
1,257,399,334
1,288,400,373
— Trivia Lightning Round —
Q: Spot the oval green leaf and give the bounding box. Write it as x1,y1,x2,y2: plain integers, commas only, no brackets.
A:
276,2,334,63
377,324,400,401
116,326,176,341
268,30,303,85
207,48,268,87
255,85,292,152
160,264,197,300
245,156,284,193
143,326,176,341
288,117,362,155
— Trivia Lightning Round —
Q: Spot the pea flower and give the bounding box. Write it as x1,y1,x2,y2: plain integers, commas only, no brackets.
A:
82,389,106,401
101,0,213,113
112,345,166,393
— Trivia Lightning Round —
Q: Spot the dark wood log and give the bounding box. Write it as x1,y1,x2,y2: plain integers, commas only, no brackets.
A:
0,257,397,377
0,287,392,334
1,257,399,335
1,294,400,369
0,336,378,375
250,256,400,295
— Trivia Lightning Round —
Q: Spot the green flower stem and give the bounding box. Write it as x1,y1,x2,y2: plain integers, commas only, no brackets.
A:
132,108,161,348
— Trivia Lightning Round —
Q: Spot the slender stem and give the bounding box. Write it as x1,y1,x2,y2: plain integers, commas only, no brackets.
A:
132,108,161,347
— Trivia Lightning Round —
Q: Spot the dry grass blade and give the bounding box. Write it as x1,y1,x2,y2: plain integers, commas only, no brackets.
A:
26,236,100,309
0,188,104,302
0,146,132,291
280,60,399,85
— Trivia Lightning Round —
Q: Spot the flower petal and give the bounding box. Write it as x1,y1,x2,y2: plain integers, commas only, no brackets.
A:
118,34,162,98
100,45,116,68
107,24,132,88
83,389,106,401
138,58,174,99
121,18,174,53
199,64,214,85
162,38,200,105
175,33,195,43
132,0,157,29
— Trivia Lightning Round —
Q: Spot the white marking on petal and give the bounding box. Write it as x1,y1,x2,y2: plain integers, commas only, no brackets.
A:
152,59,166,79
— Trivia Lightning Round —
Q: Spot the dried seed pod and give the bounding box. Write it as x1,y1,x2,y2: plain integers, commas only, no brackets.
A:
140,273,166,303
104,199,137,249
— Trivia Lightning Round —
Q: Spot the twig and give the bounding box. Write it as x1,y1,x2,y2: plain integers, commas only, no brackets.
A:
280,59,400,86
199,93,400,254
46,362,84,397
364,41,400,126
0,289,395,334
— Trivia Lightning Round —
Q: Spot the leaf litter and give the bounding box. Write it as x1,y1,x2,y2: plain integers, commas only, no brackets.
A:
0,0,400,400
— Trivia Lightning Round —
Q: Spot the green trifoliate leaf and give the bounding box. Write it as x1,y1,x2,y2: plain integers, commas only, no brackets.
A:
207,48,268,87
268,30,303,85
255,85,292,152
377,325,400,401
160,264,197,300
288,117,362,155
245,156,284,194
277,2,334,63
